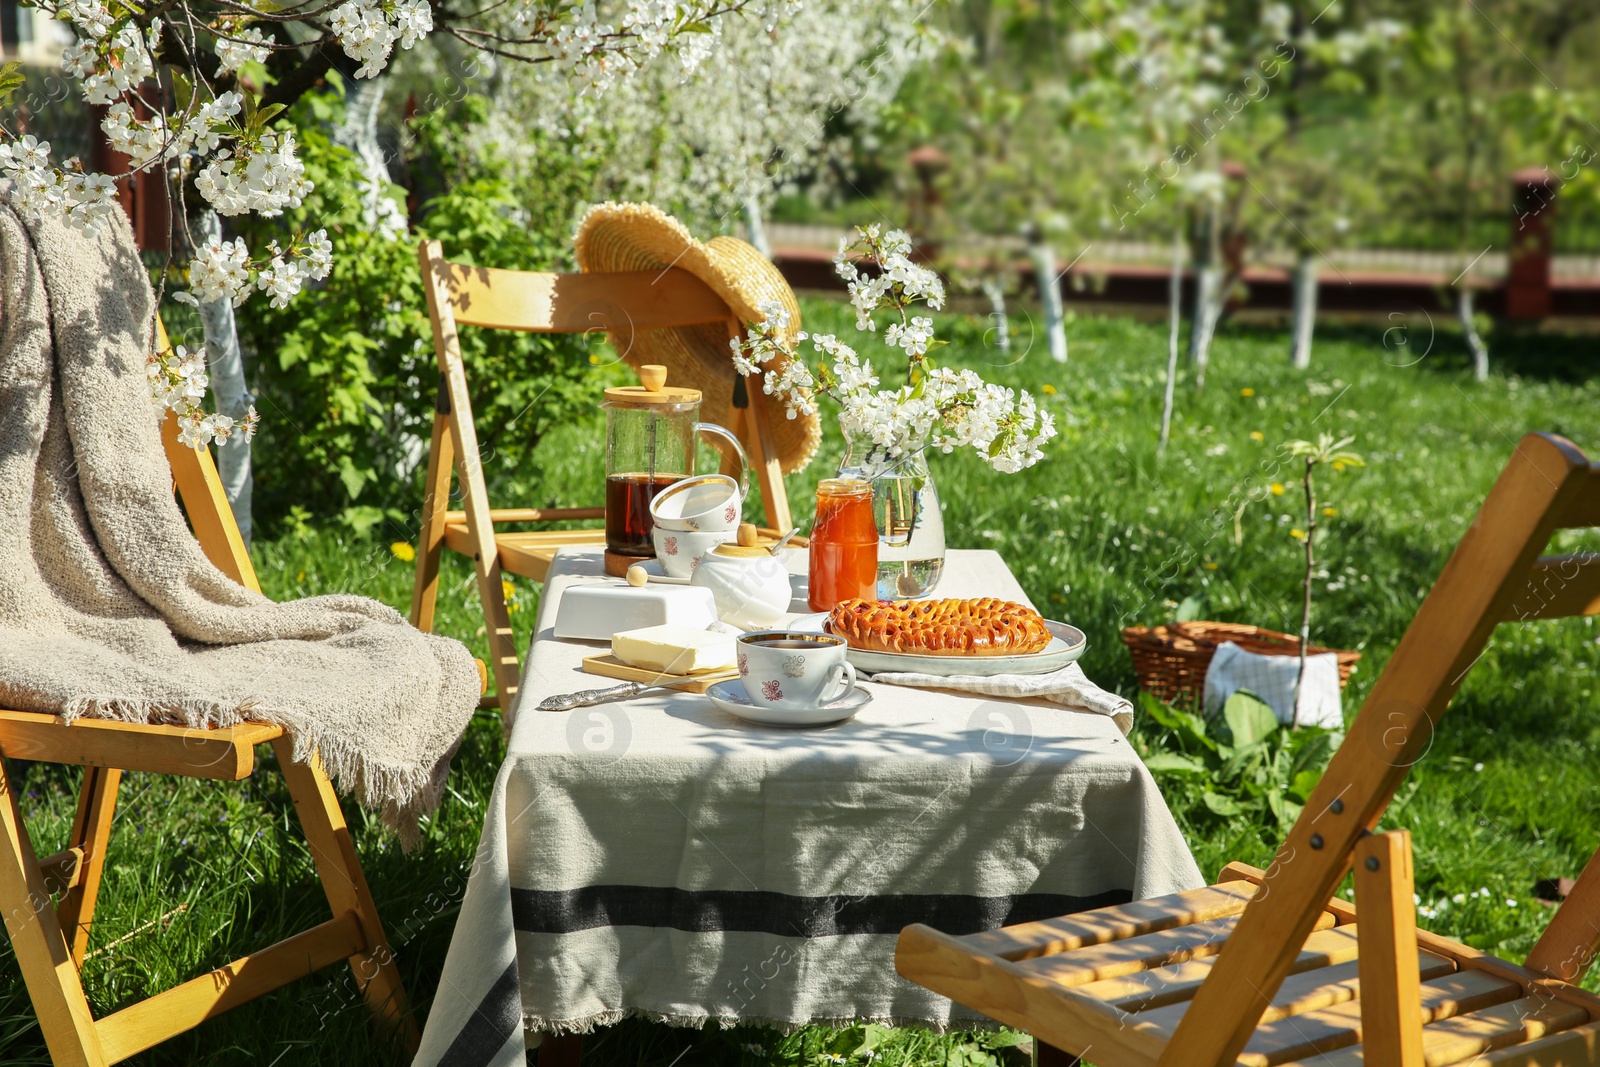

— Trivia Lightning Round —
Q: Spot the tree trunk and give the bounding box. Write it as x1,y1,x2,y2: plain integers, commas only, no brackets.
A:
1158,228,1182,453
1187,201,1223,387
335,74,389,179
1289,252,1318,369
981,277,1010,355
1458,286,1489,380
743,192,772,259
192,209,254,543
1028,235,1067,363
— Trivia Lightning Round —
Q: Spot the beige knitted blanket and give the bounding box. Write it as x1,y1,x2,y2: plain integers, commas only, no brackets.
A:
0,185,480,847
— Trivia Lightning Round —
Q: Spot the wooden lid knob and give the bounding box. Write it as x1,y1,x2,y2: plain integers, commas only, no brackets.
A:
737,523,758,547
638,365,668,392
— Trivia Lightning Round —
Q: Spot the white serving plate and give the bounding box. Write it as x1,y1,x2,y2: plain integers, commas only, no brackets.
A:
706,679,871,727
789,613,1086,677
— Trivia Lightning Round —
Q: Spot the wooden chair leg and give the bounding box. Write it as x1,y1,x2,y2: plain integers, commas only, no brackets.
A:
537,1031,582,1067
0,758,106,1066
1354,830,1424,1067
410,397,454,634
56,765,121,965
272,737,418,1059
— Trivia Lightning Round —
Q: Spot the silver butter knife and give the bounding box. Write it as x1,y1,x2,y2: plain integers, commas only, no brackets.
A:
536,671,737,712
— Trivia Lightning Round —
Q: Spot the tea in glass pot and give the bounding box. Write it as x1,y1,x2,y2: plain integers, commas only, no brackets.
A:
603,364,748,564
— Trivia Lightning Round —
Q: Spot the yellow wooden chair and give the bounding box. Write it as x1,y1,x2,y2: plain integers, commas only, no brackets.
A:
897,432,1600,1067
410,240,798,713
0,328,418,1066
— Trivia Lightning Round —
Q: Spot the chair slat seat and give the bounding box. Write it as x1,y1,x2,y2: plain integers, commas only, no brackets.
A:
0,709,282,781
898,876,1591,1067
1278,996,1590,1067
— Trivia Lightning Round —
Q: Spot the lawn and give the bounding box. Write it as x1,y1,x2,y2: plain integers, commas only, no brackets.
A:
1,302,1597,1065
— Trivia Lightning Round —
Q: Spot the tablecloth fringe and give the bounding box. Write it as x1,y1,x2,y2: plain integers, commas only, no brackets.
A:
524,1008,1004,1036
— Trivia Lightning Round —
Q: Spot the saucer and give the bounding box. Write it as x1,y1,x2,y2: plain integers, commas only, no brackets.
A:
705,679,871,727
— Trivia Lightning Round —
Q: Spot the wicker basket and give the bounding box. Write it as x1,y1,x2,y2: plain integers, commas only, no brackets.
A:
1120,621,1361,708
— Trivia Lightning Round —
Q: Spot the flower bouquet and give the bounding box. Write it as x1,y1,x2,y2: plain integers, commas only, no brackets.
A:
731,226,1057,596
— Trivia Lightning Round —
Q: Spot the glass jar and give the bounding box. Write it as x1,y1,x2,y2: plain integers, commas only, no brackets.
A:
836,428,945,599
808,478,879,612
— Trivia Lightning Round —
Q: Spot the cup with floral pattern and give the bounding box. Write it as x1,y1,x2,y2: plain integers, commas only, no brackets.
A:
650,473,742,533
652,526,735,578
735,631,856,710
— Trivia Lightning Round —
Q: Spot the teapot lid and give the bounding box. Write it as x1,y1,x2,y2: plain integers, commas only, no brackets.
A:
710,523,775,559
604,364,701,407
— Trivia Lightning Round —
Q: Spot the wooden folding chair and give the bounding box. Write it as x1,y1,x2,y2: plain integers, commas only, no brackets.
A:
410,240,798,713
0,327,417,1065
897,431,1600,1067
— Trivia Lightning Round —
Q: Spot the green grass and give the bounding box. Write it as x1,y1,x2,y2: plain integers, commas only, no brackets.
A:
2,303,1598,1064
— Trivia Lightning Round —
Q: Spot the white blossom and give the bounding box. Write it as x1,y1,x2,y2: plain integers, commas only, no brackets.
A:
186,236,252,307
214,26,271,75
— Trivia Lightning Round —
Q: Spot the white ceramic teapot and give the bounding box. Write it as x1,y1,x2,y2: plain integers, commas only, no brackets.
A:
690,524,794,631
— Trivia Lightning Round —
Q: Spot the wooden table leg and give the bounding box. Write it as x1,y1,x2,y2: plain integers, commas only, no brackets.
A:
1036,1040,1080,1067
537,1032,582,1066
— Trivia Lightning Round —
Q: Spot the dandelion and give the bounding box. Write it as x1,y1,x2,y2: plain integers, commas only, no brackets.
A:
1249,431,1264,441
1240,388,1256,397
1041,384,1058,395
1323,507,1338,517
502,579,516,601
1204,561,1219,570
1270,483,1285,496
390,542,416,562
1290,528,1306,541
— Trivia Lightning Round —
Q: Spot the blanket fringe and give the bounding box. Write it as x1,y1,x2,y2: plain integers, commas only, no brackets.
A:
63,695,439,851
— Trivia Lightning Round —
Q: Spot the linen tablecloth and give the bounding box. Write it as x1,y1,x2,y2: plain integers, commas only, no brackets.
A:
415,548,1202,1066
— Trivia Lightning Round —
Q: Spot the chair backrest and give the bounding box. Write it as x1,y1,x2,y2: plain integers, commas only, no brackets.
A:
154,318,259,594
416,239,795,535
1164,432,1600,1066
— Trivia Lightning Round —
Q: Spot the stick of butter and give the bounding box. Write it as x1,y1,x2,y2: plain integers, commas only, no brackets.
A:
611,624,737,675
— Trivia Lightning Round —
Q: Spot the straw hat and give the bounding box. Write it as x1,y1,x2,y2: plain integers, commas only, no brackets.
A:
573,202,820,474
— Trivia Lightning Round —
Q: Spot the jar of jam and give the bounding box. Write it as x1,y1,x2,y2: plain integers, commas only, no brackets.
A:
808,478,879,612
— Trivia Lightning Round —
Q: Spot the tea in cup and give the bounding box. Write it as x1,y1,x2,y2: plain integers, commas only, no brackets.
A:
736,631,856,710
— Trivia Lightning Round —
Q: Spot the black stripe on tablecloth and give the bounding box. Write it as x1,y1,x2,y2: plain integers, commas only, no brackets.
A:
437,960,522,1067
511,885,1132,938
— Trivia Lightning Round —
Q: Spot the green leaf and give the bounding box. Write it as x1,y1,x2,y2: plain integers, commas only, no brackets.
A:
1266,789,1303,828
1175,594,1203,622
1223,690,1280,748
1202,792,1246,817
0,62,24,107
1142,752,1209,776
1138,692,1216,752
1288,769,1323,803
171,70,194,112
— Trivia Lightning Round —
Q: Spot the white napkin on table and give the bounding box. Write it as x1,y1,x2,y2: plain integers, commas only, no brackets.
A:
862,661,1134,735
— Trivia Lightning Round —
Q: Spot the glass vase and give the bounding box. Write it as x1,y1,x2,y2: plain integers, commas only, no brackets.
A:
837,429,946,599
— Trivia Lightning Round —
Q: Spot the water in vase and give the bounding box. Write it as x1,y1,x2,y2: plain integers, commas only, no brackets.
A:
873,473,945,599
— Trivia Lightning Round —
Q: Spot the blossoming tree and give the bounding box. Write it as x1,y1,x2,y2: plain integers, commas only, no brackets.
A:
0,0,803,537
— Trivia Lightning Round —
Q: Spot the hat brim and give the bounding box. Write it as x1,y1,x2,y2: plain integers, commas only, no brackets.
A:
573,202,820,475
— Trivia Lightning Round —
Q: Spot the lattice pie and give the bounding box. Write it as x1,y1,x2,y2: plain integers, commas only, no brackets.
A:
827,597,1053,656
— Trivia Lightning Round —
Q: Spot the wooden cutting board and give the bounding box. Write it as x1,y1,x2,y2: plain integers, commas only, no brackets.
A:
580,655,738,694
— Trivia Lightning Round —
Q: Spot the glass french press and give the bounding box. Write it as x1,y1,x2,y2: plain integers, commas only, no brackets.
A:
603,364,748,560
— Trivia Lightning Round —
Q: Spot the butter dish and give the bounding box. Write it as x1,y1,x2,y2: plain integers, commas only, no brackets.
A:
552,582,719,641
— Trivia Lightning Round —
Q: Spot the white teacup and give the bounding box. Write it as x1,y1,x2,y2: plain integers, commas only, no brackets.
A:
736,631,857,710
650,474,742,532
653,526,734,578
